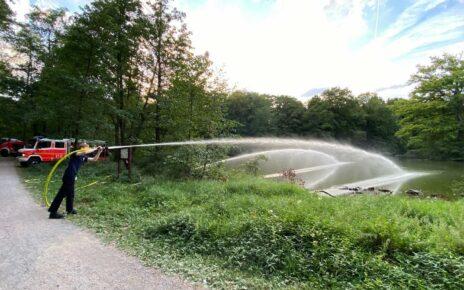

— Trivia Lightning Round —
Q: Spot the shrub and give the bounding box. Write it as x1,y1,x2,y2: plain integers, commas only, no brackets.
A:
138,145,229,179
22,162,464,289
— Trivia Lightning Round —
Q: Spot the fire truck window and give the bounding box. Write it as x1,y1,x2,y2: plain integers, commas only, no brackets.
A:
26,140,36,148
0,138,7,144
55,142,65,148
37,141,52,149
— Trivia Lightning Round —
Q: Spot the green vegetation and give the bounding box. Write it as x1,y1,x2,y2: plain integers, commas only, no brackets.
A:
0,0,12,31
0,0,228,145
226,89,400,153
391,55,464,160
23,163,464,289
4,0,464,288
1,0,464,161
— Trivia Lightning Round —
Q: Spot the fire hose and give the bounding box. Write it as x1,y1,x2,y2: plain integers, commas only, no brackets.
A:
42,139,253,207
42,147,107,207
42,149,87,207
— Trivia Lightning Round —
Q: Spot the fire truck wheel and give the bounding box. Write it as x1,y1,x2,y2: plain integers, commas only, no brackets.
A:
0,149,9,157
28,157,41,166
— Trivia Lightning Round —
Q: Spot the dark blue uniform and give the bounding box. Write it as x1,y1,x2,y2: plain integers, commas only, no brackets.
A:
49,153,88,213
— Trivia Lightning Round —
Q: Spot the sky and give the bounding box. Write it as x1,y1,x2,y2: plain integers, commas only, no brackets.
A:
9,0,464,99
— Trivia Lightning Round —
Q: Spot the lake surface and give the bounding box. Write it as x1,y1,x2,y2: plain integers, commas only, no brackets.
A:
216,138,464,196
395,159,464,195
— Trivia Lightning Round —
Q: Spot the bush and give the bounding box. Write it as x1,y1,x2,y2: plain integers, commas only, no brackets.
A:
22,162,464,289
451,177,464,199
138,145,229,179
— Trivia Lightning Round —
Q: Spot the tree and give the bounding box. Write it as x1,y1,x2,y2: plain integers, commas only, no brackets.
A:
225,92,274,136
84,0,146,145
26,7,66,63
137,0,192,143
0,0,13,32
410,54,464,149
390,54,464,160
391,98,458,159
68,0,193,145
36,10,107,139
304,88,365,141
11,7,66,88
164,53,229,140
0,96,22,136
359,93,399,151
272,96,305,136
7,7,67,136
25,0,227,146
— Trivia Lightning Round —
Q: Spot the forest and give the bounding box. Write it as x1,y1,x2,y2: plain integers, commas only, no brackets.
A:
0,0,464,162
3,1,464,289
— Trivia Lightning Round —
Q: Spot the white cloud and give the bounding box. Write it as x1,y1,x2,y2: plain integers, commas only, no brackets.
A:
181,0,361,96
381,0,447,40
179,0,464,99
34,0,61,9
9,0,31,22
9,0,91,22
8,0,464,99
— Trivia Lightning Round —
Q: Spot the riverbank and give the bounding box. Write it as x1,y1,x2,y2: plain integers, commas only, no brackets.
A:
23,162,464,289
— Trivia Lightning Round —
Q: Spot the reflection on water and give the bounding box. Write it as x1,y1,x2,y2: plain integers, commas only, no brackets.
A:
210,138,463,196
396,159,464,195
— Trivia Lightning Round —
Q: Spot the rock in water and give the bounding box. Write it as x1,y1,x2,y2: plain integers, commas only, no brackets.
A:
407,189,422,196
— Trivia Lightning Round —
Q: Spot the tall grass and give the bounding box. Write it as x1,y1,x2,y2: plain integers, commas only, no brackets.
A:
23,162,464,289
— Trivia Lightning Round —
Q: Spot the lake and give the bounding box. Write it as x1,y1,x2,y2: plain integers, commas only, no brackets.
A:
215,138,464,196
396,159,464,195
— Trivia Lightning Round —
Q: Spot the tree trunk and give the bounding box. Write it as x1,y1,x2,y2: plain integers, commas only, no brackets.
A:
452,90,464,148
154,2,164,144
115,51,124,145
189,86,194,140
154,51,162,143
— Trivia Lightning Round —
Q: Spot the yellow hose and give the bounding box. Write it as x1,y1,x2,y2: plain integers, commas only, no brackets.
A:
42,149,86,207
76,181,99,190
75,175,112,190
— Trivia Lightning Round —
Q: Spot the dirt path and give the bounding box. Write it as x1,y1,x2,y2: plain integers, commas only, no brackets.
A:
0,159,197,290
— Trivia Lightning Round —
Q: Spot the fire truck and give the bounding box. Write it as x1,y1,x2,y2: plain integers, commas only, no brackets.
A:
17,138,72,166
0,138,25,157
17,138,108,166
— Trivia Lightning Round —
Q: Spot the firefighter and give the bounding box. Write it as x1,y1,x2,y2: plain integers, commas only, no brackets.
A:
48,142,103,219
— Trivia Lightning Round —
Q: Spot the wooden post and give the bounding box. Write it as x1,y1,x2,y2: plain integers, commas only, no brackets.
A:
117,149,121,179
128,147,132,180
117,148,132,180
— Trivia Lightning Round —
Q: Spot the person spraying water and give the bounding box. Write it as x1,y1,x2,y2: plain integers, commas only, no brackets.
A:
42,137,425,214
48,142,103,219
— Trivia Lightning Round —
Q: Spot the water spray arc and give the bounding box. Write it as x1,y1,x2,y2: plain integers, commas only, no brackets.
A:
107,138,422,193
43,138,426,205
109,138,401,171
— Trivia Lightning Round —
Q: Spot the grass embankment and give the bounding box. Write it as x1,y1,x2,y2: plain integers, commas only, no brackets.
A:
23,162,464,289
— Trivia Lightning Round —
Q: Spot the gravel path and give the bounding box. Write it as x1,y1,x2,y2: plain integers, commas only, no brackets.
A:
0,159,197,290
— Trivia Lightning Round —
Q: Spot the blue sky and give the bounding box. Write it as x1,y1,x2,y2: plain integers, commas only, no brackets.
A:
11,0,464,99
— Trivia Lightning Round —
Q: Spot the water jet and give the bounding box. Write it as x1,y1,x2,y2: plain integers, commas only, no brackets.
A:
109,137,427,195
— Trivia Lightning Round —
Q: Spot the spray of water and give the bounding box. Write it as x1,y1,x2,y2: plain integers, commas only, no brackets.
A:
109,138,426,196
110,138,399,169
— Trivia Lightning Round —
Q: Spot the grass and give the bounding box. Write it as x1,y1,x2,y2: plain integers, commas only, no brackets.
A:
22,161,464,289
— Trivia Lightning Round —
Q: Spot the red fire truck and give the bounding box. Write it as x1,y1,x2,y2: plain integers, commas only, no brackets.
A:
0,138,25,157
17,138,107,166
17,138,71,166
